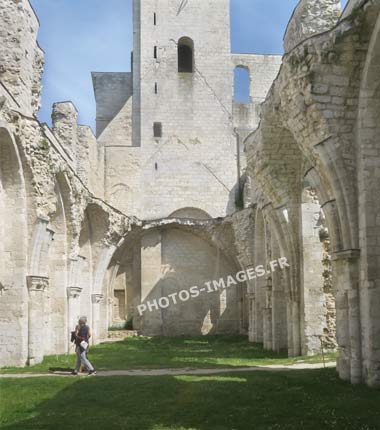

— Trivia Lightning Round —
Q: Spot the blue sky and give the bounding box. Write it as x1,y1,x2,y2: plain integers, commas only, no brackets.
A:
30,0,349,131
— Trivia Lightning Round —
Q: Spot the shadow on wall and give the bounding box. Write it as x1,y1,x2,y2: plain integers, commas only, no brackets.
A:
131,226,242,337
227,183,241,214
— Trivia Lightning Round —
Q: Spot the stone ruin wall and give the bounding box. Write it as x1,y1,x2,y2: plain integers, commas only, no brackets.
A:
244,0,380,386
1,0,380,388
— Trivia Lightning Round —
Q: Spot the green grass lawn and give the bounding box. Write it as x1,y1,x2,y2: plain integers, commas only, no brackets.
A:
1,368,379,430
0,335,337,374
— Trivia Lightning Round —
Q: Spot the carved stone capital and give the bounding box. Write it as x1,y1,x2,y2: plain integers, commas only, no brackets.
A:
92,294,104,304
67,286,82,299
27,276,49,293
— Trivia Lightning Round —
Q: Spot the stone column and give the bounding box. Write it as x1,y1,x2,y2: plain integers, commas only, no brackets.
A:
27,275,49,365
246,292,256,343
67,286,82,351
287,300,301,357
301,198,325,355
287,301,294,357
237,251,254,339
91,293,104,344
263,284,273,350
270,235,288,353
254,282,264,343
332,250,361,384
292,301,301,356
132,240,142,331
271,269,287,353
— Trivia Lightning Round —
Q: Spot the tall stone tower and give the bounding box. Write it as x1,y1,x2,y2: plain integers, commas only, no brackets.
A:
133,0,237,220
92,0,281,335
94,0,238,220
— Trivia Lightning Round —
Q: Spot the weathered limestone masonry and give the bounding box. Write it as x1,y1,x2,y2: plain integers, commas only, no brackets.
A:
94,0,282,336
245,0,380,386
1,0,378,388
0,0,259,365
0,0,135,367
94,0,282,220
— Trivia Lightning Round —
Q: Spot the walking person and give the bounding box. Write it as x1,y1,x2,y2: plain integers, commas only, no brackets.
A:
71,316,96,376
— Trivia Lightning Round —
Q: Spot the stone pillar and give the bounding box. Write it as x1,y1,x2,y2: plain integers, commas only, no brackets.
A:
348,286,362,384
287,300,301,357
238,283,248,335
301,199,325,355
27,275,49,365
247,292,256,343
254,282,264,343
271,269,287,353
334,282,350,380
92,294,104,345
263,308,273,350
105,263,119,328
270,233,287,353
67,286,82,351
292,301,301,356
332,250,361,384
287,301,294,357
263,284,273,350
132,240,142,331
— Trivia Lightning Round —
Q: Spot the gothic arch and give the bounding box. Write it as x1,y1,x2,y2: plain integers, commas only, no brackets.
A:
44,172,74,355
356,9,380,387
0,125,28,366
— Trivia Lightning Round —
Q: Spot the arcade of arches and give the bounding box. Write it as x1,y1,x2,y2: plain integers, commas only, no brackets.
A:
0,0,379,388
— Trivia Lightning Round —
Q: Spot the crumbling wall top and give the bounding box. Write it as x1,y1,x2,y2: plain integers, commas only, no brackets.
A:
283,0,341,54
0,0,44,115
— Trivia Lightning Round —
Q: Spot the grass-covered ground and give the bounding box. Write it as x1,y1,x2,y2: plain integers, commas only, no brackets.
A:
1,368,380,430
0,335,337,374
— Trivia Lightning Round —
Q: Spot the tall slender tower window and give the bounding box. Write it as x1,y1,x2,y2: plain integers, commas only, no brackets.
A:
154,46,157,59
178,37,194,73
234,66,251,102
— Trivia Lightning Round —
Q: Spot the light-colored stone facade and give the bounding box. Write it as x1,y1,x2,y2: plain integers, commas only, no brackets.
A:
0,0,379,388
0,0,133,367
244,0,380,386
94,0,281,336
